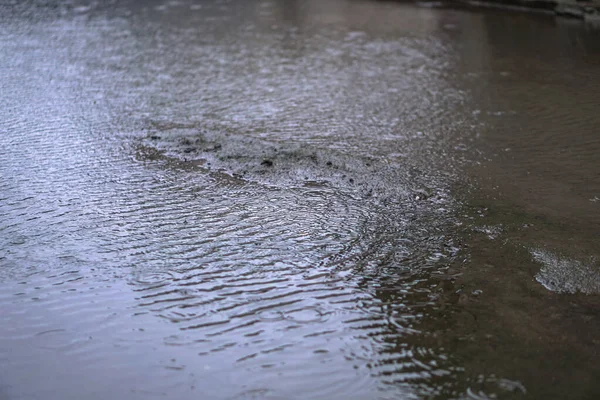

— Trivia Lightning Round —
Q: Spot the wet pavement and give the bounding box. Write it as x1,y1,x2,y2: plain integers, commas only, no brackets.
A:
1,1,599,399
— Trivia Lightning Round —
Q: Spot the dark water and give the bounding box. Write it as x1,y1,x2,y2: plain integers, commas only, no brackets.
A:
1,1,599,399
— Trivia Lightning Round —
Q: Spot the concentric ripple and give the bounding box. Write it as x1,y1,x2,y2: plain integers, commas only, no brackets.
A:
0,2,466,398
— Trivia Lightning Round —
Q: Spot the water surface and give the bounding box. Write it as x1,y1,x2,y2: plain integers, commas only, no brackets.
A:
1,1,599,399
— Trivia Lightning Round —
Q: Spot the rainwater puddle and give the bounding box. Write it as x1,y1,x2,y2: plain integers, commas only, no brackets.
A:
1,1,600,399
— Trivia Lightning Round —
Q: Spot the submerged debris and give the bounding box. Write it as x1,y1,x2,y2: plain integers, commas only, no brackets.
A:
138,120,451,208
532,249,600,294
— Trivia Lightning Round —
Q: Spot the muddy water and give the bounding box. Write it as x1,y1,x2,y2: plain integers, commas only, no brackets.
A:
1,1,599,399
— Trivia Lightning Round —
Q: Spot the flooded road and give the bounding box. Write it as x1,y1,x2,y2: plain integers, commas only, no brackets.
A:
1,1,599,399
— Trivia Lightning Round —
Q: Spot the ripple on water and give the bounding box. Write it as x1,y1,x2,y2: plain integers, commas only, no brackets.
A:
1,0,568,398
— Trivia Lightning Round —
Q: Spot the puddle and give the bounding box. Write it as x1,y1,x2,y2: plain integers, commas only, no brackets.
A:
1,1,600,399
